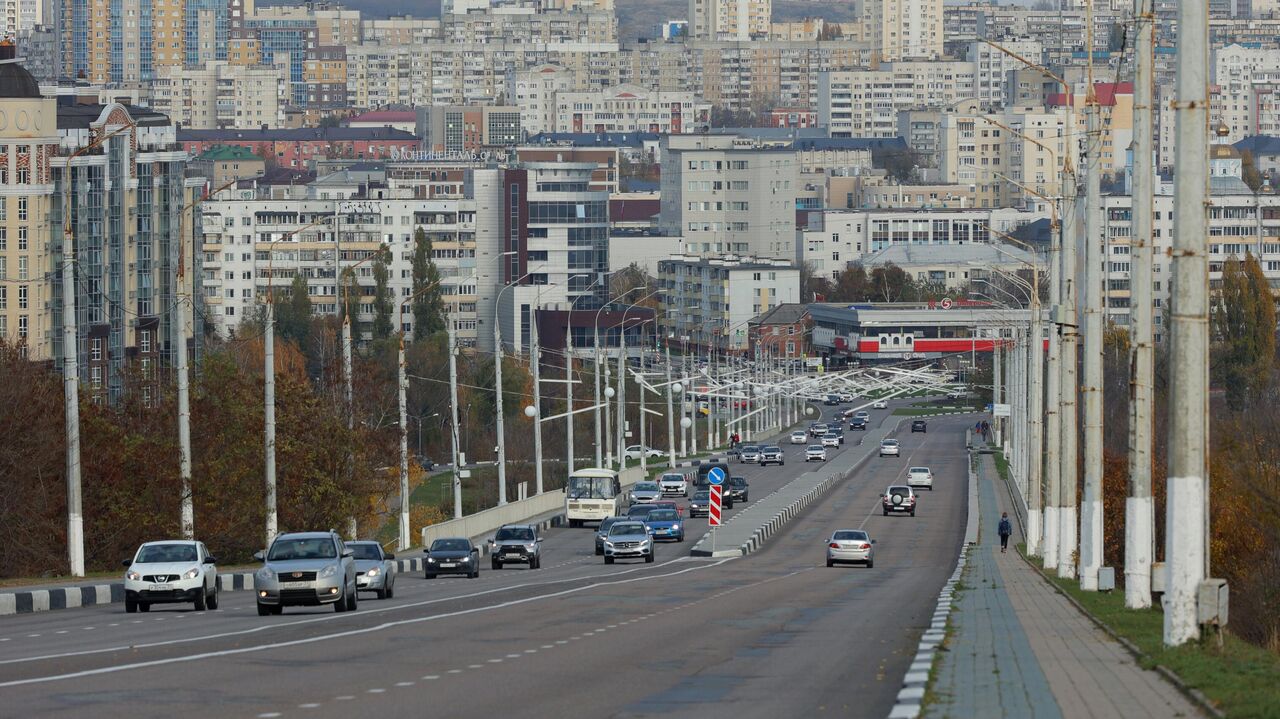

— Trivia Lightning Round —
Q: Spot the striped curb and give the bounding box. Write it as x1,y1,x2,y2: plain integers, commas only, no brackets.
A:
888,446,978,719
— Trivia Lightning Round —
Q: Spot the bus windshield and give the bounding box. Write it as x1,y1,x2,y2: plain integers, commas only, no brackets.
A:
567,476,615,500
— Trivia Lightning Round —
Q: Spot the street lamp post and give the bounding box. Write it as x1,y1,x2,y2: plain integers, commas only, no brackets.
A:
492,268,544,505
398,277,445,549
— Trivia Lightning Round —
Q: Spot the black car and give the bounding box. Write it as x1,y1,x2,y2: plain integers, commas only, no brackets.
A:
595,516,626,555
911,420,927,433
424,537,480,579
728,477,749,503
849,417,867,431
689,490,711,518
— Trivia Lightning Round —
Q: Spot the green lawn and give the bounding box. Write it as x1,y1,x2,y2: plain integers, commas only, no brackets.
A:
1026,554,1280,718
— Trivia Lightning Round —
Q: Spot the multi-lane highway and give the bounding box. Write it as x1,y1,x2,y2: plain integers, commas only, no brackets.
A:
0,406,970,719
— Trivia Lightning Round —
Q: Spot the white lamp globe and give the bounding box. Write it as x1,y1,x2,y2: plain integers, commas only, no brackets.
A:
605,387,615,398
524,405,537,418
680,417,693,429
672,382,683,394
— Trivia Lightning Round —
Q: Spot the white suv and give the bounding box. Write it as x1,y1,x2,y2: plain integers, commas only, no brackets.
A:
907,466,934,490
123,540,219,613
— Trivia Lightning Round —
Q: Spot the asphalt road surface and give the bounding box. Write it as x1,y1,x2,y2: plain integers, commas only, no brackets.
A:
0,408,969,719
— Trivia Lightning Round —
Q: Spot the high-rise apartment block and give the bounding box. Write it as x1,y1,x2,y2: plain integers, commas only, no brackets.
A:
863,0,943,61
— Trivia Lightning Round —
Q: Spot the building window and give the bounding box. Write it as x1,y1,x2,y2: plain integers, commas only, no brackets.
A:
91,338,103,361
17,226,26,251
17,196,27,221
140,330,151,354
17,285,26,309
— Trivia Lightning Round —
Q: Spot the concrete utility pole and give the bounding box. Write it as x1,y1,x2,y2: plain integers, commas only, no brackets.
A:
176,205,194,541
530,310,544,495
993,337,1003,448
1080,90,1106,591
1028,271,1045,556
1043,199,1065,568
679,349,689,457
493,314,508,506
264,286,279,550
616,342,626,467
665,342,678,469
1059,177,1080,581
565,326,575,475
397,331,410,550
448,316,463,520
1126,0,1156,610
1165,0,1211,647
593,328,603,466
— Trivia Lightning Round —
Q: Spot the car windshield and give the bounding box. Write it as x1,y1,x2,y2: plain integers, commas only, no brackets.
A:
567,475,617,500
634,482,659,492
730,478,747,487
431,539,471,552
833,531,868,541
910,467,929,473
662,474,684,481
743,446,760,452
809,445,823,451
496,527,534,542
136,543,198,563
347,543,382,560
763,446,780,452
694,491,710,500
611,523,645,536
888,486,911,495
883,440,899,446
268,538,337,561
648,510,678,522
628,506,654,517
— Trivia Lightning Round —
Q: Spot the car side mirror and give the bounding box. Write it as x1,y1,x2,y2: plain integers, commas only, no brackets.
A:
871,539,878,544
423,548,431,554
341,548,353,558
536,537,544,543
487,538,495,545
385,553,395,560
121,559,131,567
253,550,265,562
203,556,217,564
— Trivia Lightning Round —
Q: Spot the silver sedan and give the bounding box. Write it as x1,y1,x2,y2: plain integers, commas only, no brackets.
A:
348,541,397,599
826,529,876,568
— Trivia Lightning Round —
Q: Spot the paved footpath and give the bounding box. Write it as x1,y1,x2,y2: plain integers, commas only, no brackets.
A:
925,456,1203,719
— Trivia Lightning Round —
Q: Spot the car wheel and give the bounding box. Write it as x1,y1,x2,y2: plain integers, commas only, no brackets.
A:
645,552,655,563
348,584,358,611
910,510,916,517
604,556,615,564
867,559,874,569
491,560,502,570
194,585,207,611
271,604,284,616
595,546,603,556
335,584,348,612
125,598,137,614
257,602,271,617
826,558,834,568
207,586,219,610
138,602,150,613
376,586,387,600
883,510,889,516
425,572,436,579
385,581,395,599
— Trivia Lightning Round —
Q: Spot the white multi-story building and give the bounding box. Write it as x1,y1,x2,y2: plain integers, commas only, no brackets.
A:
198,185,482,346
687,0,771,41
152,62,289,130
659,134,798,259
1212,44,1280,144
819,62,972,138
938,107,1067,209
967,38,1043,109
550,84,710,134
657,255,800,352
506,64,574,137
863,0,943,61
797,207,1048,282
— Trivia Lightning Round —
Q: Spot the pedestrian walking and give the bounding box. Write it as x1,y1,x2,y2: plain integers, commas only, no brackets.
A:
998,512,1012,553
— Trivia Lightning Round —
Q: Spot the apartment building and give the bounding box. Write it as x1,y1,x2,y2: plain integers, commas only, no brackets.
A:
1046,81,1134,174
967,38,1043,109
819,62,973,138
657,255,800,353
199,185,482,345
549,85,710,134
1212,44,1280,143
938,107,1067,209
179,126,419,169
687,0,771,41
151,62,288,130
690,40,872,112
863,0,943,61
416,105,523,153
507,65,574,137
658,134,798,259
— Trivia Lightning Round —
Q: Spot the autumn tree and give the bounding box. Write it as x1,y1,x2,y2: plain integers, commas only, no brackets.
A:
274,273,313,349
1211,252,1277,409
373,249,394,341
411,228,446,340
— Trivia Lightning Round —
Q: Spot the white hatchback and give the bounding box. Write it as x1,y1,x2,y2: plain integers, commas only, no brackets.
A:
872,400,888,409
907,466,934,490
790,431,808,445
123,540,219,613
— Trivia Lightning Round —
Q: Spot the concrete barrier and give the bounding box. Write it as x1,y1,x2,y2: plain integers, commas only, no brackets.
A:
420,465,645,548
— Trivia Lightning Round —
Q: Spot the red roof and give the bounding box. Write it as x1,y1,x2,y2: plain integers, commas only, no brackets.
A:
1048,82,1134,108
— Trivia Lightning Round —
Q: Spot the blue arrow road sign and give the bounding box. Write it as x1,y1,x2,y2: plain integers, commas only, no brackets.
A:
707,466,726,486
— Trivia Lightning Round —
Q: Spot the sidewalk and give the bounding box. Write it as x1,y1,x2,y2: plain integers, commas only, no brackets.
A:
925,456,1203,719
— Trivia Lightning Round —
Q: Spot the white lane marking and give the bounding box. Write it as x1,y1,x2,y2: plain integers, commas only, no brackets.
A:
422,675,440,680
257,713,282,718
523,649,537,654
542,644,556,649
55,631,67,635
487,659,503,664
395,681,415,687
446,670,463,675
334,695,354,701
367,688,385,694
0,557,701,668
298,703,320,708
505,653,522,658
0,559,735,689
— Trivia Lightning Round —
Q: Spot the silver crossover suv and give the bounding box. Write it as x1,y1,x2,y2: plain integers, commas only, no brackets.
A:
254,531,358,615
601,521,655,564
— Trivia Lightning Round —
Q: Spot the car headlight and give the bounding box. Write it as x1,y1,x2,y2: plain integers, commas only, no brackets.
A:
427,556,437,563
126,570,140,581
319,564,339,579
604,541,614,548
672,524,681,531
629,493,637,501
182,567,200,580
526,544,537,551
256,567,275,581
367,567,380,577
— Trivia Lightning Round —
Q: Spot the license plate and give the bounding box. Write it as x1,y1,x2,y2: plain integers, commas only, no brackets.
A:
151,584,171,591
440,562,457,568
279,581,311,589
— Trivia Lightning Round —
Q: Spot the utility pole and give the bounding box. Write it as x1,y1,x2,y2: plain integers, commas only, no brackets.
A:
1028,270,1045,556
176,202,194,540
397,331,410,550
1126,0,1156,610
638,364,648,472
616,342,626,467
264,284,278,550
1043,201,1064,568
1165,0,1211,647
565,325,575,475
1080,81,1106,591
993,337,1003,448
1059,173,1080,581
493,312,508,506
530,310,544,495
680,349,689,457
448,316,463,520
593,328,603,466
665,342,677,469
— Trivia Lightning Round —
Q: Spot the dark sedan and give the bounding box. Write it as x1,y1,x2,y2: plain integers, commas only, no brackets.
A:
595,516,626,555
424,537,480,579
